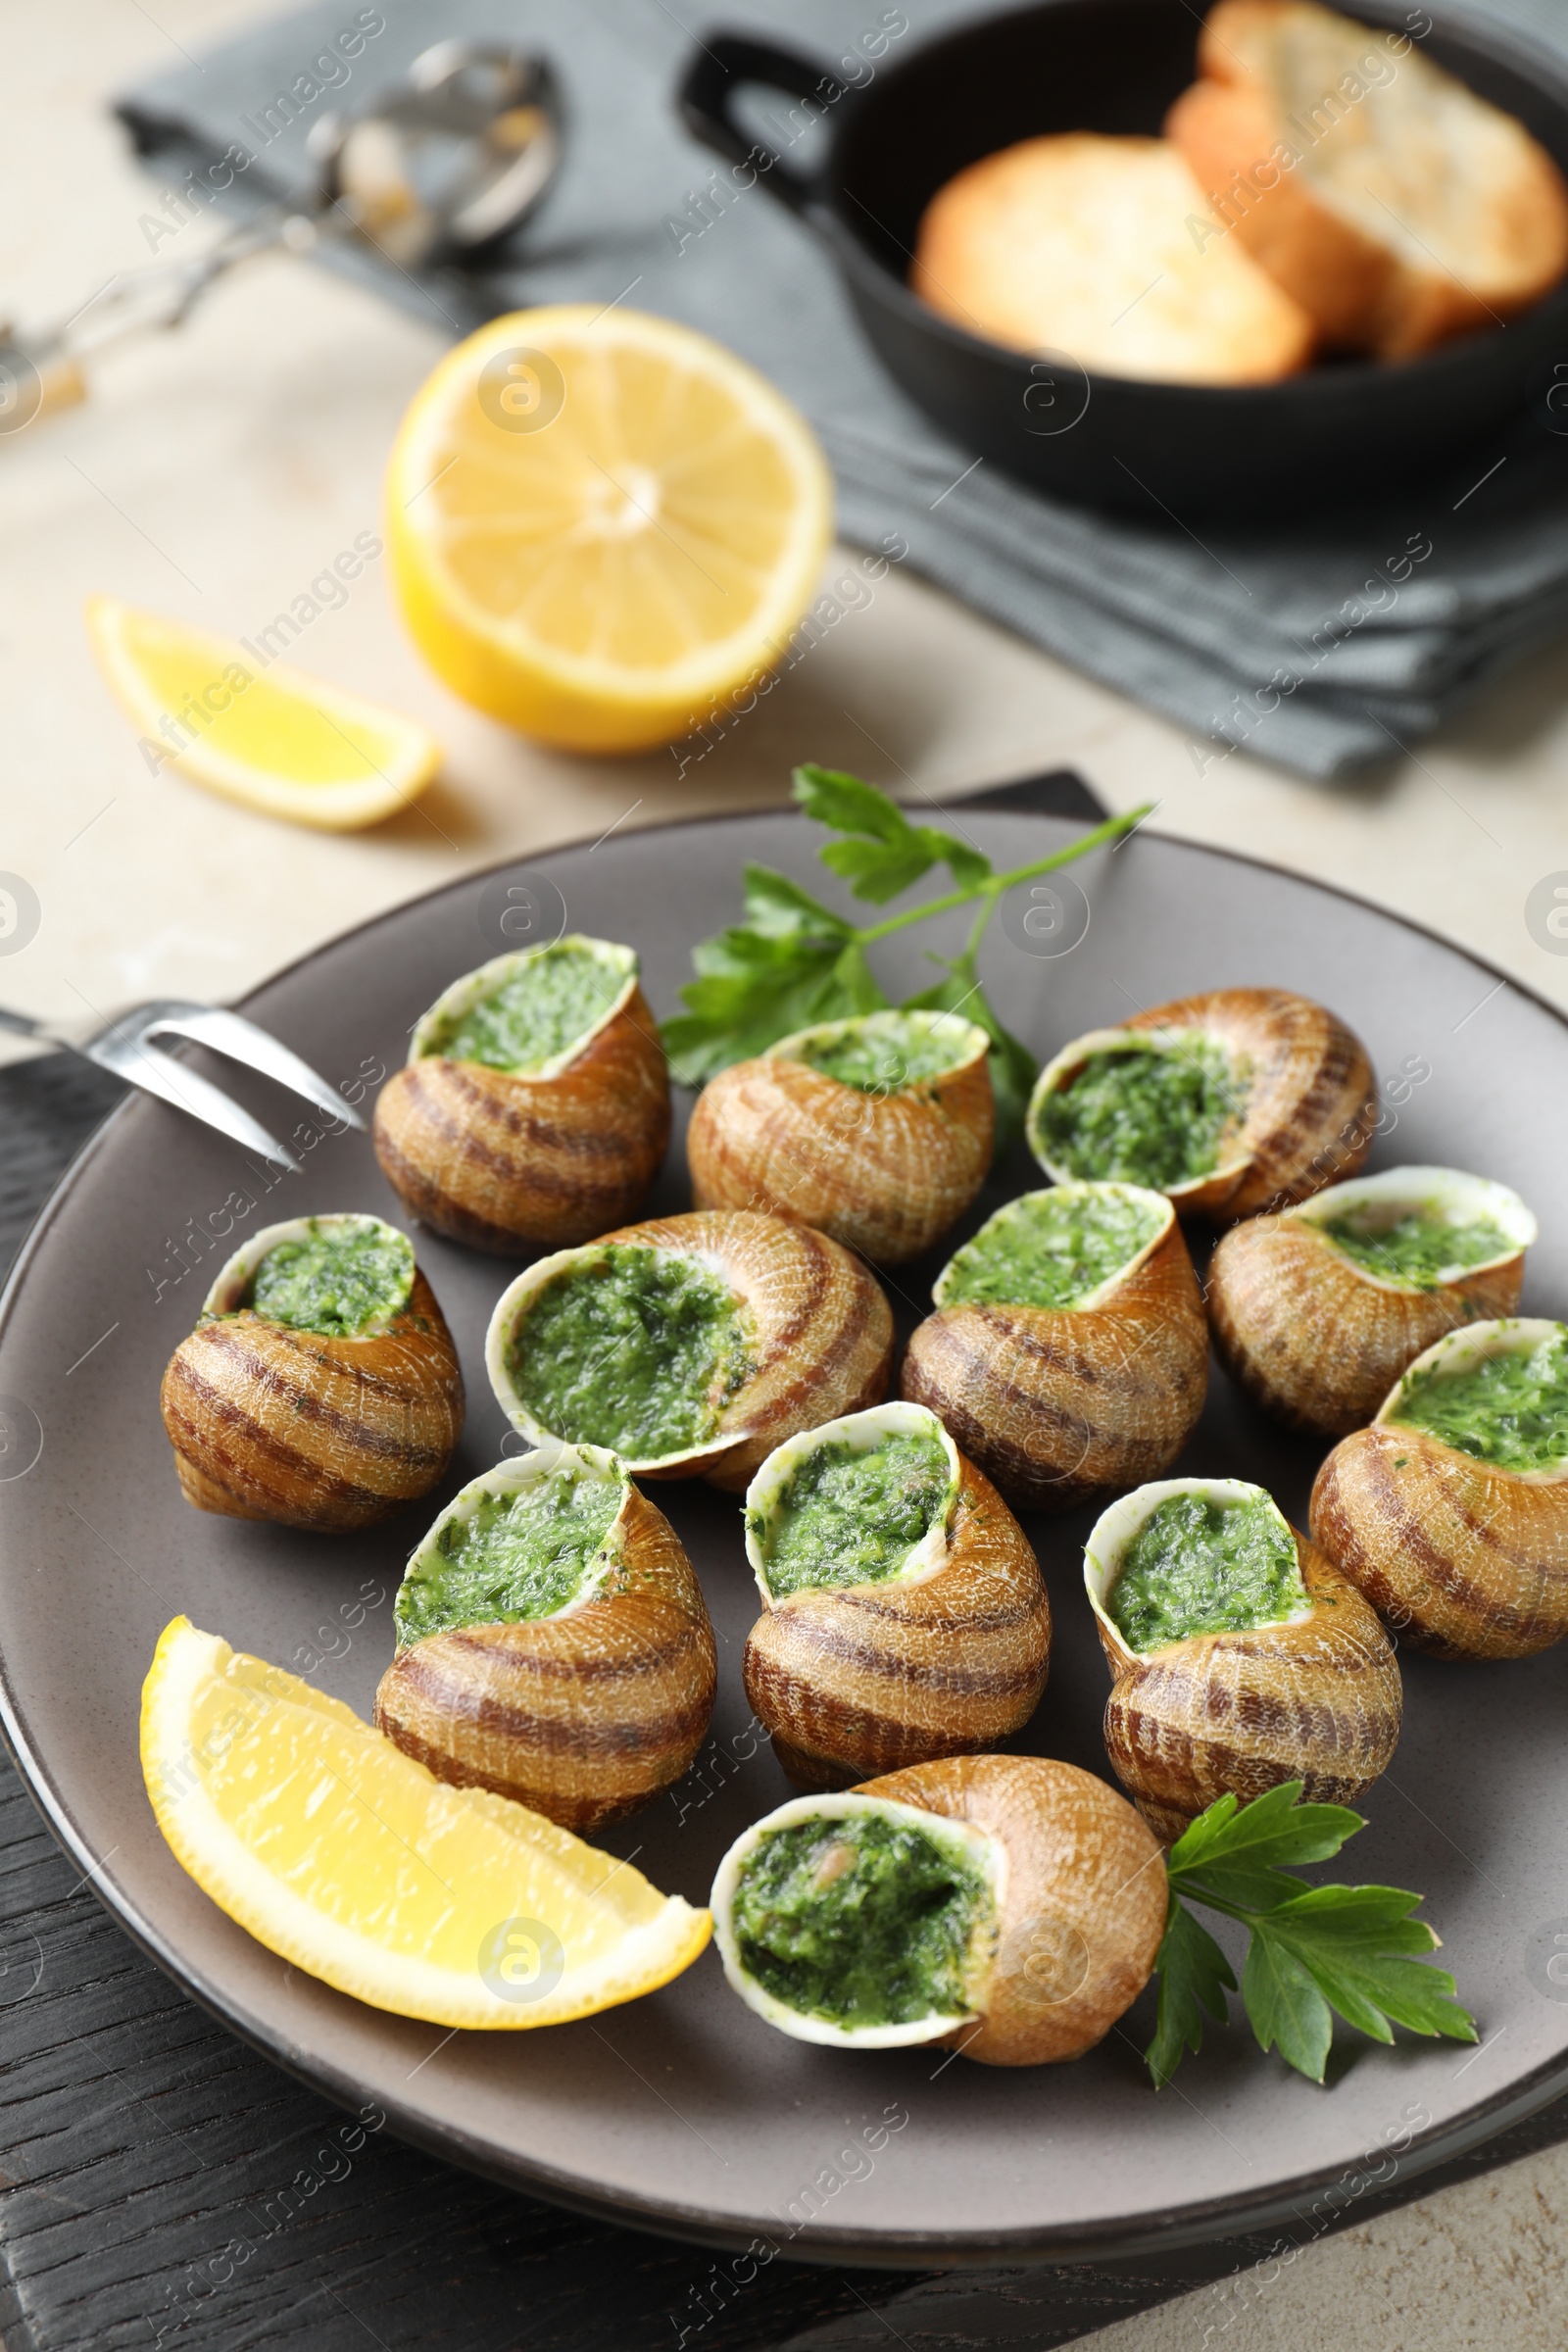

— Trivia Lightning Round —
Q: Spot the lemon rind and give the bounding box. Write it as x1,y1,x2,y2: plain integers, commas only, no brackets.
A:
384,305,834,730
85,596,441,832
140,1618,711,2030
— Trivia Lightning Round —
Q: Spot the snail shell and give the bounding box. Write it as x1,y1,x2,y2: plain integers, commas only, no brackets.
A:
1208,1166,1534,1437
1086,1477,1402,1842
487,1209,893,1491
1028,987,1376,1220
373,937,670,1253
685,1008,993,1265
741,1402,1052,1788
374,1447,716,1833
710,1757,1165,2065
160,1214,464,1531
900,1183,1208,1513
1310,1319,1568,1660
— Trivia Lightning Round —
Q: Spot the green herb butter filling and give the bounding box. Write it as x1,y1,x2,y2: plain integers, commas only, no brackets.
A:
423,940,622,1074
1390,1330,1568,1471
940,1186,1165,1311
247,1220,415,1337
506,1244,755,1459
754,1427,953,1596
395,1462,625,1647
790,1011,971,1094
1034,1038,1245,1189
1317,1209,1515,1289
730,1811,989,2030
1106,1492,1307,1653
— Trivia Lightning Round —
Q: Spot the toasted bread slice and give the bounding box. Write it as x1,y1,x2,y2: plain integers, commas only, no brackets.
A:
1169,0,1568,358
911,132,1314,384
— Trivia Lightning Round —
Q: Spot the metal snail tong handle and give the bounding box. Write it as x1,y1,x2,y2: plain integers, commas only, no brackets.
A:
0,43,564,433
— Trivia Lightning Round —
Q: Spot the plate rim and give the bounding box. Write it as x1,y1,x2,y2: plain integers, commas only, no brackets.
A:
4,795,1567,2268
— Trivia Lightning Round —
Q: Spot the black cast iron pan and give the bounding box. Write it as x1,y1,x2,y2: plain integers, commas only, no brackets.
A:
679,0,1568,518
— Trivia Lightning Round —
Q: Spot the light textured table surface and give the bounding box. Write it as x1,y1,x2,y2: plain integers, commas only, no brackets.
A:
4,4,1568,2346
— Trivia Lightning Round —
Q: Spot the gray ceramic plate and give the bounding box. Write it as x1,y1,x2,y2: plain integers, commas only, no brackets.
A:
4,805,1568,2269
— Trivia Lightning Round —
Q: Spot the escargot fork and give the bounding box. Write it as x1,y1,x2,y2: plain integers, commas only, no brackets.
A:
0,998,365,1172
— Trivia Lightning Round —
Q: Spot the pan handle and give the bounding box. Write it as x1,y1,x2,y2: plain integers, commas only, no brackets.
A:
677,33,846,218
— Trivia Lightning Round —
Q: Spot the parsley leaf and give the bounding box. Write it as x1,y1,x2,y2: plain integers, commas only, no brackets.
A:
1166,1780,1362,1910
661,766,1151,1097
1147,1890,1237,2089
1149,1781,1477,2087
794,763,992,904
662,876,886,1086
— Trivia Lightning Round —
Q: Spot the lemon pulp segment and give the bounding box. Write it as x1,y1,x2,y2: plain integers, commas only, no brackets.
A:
386,306,833,750
141,1617,710,2028
86,596,440,830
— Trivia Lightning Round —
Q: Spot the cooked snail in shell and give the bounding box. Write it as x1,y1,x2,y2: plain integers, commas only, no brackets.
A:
1208,1165,1534,1438
1311,1318,1568,1660
1085,1477,1401,1842
486,1208,893,1492
686,1008,994,1265
741,1402,1051,1788
375,1445,716,1832
160,1213,464,1531
710,1755,1166,2064
373,936,670,1253
900,1181,1207,1513
1026,987,1376,1221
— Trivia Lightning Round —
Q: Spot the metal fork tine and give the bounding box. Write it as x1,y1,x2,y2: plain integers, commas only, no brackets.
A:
84,1029,302,1172
135,1003,367,1132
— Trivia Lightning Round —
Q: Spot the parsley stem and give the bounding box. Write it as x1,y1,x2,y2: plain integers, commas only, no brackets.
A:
962,896,994,962
852,803,1152,947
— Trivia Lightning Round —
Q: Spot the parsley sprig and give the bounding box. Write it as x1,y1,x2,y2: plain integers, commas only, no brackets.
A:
661,765,1151,1144
1149,1781,1477,2087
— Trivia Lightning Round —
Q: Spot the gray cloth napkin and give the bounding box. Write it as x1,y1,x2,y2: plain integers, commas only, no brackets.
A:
116,0,1568,779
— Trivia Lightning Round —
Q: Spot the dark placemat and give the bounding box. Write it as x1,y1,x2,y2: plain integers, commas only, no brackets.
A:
6,781,1568,2350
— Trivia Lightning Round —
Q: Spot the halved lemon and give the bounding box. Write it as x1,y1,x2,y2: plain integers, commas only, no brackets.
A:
386,306,834,751
141,1618,710,2028
85,595,441,830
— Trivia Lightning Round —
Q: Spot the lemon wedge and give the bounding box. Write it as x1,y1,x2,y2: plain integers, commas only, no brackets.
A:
385,305,834,751
85,596,441,831
141,1618,710,2028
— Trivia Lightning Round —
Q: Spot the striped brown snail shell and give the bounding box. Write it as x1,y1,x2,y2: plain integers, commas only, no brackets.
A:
487,1209,893,1491
740,1403,1052,1788
374,1446,716,1833
160,1214,464,1532
686,1008,993,1265
373,937,670,1253
900,1182,1207,1513
1310,1319,1568,1660
1086,1478,1402,1842
1027,986,1376,1221
1208,1166,1534,1438
710,1756,1166,2065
